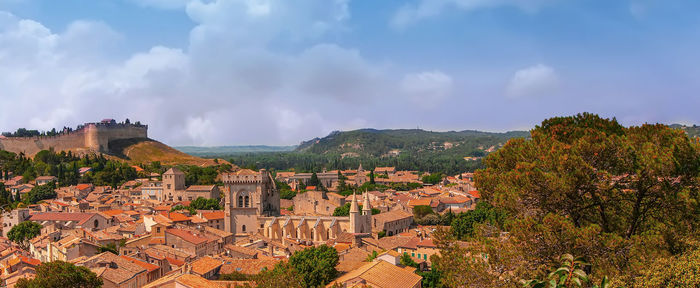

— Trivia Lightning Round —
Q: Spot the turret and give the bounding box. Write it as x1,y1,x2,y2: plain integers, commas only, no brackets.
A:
350,191,360,233
362,191,371,215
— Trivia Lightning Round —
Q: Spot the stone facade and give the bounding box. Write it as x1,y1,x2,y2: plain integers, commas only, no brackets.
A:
293,191,345,216
222,169,280,235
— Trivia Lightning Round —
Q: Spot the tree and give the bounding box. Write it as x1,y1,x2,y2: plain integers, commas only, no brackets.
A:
634,247,700,288
98,243,118,255
7,221,42,250
421,173,443,185
190,197,221,210
450,202,507,240
15,260,102,288
23,181,57,204
254,263,303,288
522,254,611,288
369,170,375,184
401,252,419,268
308,172,320,187
288,245,339,287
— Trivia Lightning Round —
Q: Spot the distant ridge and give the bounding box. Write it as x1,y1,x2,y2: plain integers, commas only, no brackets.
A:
176,145,297,156
295,128,530,157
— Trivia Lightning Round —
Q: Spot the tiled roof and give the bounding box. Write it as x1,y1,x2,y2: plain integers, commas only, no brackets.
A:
164,167,184,175
165,257,185,266
201,211,225,220
468,190,480,198
29,212,97,225
186,185,216,191
190,256,223,275
330,260,422,288
165,228,208,245
120,255,160,272
219,259,279,275
167,212,190,222
372,210,412,223
82,252,146,285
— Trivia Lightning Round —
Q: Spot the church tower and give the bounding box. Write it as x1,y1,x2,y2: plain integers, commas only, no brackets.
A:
362,191,372,231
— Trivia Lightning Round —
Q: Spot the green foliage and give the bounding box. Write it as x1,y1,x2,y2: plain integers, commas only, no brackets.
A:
98,243,118,255
366,250,378,262
412,205,434,218
171,204,196,215
177,164,231,186
287,245,339,288
276,180,296,200
23,181,57,204
634,247,700,288
472,113,700,285
332,202,380,216
421,172,443,185
377,231,386,238
418,269,444,288
219,271,250,281
190,197,221,210
7,221,42,250
401,252,419,268
15,260,102,288
450,202,507,240
254,263,303,288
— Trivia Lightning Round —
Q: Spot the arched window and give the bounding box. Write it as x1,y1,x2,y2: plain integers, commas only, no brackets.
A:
238,196,243,207
94,219,99,228
242,225,246,232
244,196,250,207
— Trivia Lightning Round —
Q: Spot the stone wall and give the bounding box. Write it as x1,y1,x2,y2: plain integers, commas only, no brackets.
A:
0,122,147,156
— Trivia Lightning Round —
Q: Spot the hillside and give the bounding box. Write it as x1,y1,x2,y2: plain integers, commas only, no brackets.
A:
176,145,297,156
296,129,530,158
669,124,700,138
108,138,224,166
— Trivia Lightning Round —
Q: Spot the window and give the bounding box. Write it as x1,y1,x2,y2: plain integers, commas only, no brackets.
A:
244,196,249,207
412,253,415,257
238,196,243,207
156,227,161,233
94,219,99,228
424,254,427,260
242,225,246,232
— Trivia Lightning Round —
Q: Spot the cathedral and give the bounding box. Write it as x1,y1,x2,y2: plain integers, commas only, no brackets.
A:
222,168,373,242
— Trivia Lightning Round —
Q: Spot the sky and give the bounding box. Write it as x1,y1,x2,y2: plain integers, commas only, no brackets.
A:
1,0,699,146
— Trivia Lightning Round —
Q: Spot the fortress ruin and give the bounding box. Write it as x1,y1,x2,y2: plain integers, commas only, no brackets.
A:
0,119,147,156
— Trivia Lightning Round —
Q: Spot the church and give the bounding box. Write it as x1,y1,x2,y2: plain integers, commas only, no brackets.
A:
222,169,373,242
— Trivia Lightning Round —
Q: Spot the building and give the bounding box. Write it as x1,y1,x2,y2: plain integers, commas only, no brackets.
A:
35,176,57,186
78,252,149,288
222,169,279,235
293,190,345,216
262,192,373,242
28,212,111,231
162,168,186,202
1,208,30,237
329,260,422,288
371,210,413,236
184,185,220,201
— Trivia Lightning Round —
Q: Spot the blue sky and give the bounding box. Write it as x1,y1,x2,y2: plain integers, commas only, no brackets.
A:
1,0,699,146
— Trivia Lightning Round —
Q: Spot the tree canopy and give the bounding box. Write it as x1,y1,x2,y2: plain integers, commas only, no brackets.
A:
7,221,42,250
287,245,339,287
16,260,102,288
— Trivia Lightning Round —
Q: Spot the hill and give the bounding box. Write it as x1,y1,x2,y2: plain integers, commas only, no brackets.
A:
296,129,530,158
669,124,700,138
176,145,297,156
108,138,224,166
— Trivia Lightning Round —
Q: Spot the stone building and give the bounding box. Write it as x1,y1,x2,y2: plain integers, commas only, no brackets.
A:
1,208,30,237
293,191,345,216
222,169,279,235
261,192,373,243
162,168,186,202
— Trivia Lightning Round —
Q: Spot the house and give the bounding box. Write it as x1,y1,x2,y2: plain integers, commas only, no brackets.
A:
371,210,413,236
189,256,223,279
120,255,162,283
396,237,439,264
184,185,220,200
164,228,211,258
142,273,224,288
78,252,148,288
35,176,57,186
219,258,279,276
1,208,30,237
199,211,225,230
328,260,422,288
29,212,112,231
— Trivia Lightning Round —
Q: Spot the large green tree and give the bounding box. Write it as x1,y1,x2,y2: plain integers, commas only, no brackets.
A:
7,221,42,250
16,261,102,288
472,113,700,285
288,245,339,288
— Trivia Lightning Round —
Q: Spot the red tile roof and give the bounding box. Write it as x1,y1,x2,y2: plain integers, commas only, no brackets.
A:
165,229,208,245
468,190,480,198
29,212,97,225
167,212,190,222
120,256,159,272
201,211,224,221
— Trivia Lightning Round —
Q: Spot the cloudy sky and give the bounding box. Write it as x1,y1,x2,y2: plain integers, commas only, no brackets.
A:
1,0,699,146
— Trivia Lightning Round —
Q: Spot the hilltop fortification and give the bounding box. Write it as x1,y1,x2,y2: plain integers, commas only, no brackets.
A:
0,119,147,156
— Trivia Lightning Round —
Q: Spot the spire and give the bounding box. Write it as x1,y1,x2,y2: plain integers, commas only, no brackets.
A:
358,163,363,172
350,191,359,213
362,191,371,212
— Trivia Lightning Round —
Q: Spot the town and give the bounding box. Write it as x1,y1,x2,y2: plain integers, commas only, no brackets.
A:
0,120,483,288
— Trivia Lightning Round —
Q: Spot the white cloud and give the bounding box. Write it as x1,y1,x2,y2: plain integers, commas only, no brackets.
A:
400,70,453,108
1,0,446,146
506,64,559,98
391,0,557,29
